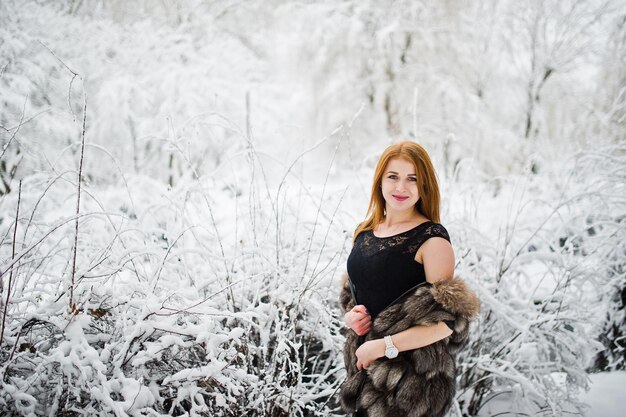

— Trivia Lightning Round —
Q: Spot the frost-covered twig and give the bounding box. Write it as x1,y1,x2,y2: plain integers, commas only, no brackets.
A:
273,131,332,267
0,95,27,164
69,87,87,312
38,41,80,121
0,180,20,348
301,128,343,280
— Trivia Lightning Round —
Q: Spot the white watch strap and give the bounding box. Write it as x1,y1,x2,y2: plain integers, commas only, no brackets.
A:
384,335,395,348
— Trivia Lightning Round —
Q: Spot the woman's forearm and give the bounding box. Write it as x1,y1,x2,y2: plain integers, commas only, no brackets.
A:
391,321,452,351
355,322,454,369
371,322,453,357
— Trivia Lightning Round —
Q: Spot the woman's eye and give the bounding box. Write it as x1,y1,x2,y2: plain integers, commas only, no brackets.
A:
409,177,417,182
388,175,397,180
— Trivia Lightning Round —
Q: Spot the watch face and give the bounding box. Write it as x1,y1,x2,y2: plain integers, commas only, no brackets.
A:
386,347,399,359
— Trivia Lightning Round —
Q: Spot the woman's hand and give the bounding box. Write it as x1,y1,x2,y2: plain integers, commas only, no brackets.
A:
344,305,371,336
355,339,385,370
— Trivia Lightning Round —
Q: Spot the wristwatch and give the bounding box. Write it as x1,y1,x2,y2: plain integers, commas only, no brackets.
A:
384,335,399,359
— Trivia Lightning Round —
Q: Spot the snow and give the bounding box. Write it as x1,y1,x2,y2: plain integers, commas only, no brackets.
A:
580,372,626,417
0,0,624,416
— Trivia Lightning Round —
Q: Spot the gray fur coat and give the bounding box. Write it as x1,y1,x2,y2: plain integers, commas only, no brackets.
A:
339,275,480,417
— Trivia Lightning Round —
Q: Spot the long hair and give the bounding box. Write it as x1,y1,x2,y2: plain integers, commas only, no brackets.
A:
353,141,440,242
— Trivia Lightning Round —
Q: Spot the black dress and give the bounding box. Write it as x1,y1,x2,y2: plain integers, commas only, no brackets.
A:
346,221,452,319
346,221,453,417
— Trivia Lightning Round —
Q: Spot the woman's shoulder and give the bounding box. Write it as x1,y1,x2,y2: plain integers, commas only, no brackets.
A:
419,221,451,242
402,220,450,244
414,222,454,270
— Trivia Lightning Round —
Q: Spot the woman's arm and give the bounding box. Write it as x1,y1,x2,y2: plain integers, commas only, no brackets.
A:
355,237,456,370
421,236,455,284
355,322,452,369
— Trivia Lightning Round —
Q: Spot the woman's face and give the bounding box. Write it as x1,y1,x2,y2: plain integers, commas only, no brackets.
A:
380,157,419,213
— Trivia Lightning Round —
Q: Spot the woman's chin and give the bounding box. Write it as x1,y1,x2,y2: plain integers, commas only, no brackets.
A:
386,202,415,212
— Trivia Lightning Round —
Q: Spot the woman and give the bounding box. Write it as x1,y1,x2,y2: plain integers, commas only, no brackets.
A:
339,141,480,417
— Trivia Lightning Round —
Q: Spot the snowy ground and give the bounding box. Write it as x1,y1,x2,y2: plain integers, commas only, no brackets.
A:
580,371,626,417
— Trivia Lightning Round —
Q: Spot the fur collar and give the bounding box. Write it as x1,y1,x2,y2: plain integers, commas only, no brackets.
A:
431,277,481,320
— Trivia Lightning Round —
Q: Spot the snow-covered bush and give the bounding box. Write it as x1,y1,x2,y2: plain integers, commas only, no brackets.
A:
447,143,626,416
0,143,350,415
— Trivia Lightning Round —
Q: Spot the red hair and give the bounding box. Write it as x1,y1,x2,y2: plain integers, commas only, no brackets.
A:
353,141,440,242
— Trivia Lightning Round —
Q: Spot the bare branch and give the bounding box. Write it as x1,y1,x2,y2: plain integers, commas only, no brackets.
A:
0,180,21,347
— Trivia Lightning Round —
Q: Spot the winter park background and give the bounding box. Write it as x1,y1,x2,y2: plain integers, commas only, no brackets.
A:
0,0,625,416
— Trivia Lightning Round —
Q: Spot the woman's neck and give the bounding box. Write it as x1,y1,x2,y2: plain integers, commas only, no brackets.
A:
382,209,423,227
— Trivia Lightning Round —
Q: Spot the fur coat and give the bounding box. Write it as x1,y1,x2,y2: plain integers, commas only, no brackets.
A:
339,274,480,417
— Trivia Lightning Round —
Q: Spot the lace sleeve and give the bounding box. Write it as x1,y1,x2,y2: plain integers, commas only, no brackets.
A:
424,223,450,242
403,222,451,256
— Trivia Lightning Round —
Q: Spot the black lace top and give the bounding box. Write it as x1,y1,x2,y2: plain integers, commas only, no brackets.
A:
346,221,451,319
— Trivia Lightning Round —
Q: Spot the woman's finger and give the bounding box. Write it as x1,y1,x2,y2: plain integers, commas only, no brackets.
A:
346,311,362,326
353,308,369,317
357,320,371,330
356,325,371,335
354,313,372,322
352,305,369,316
